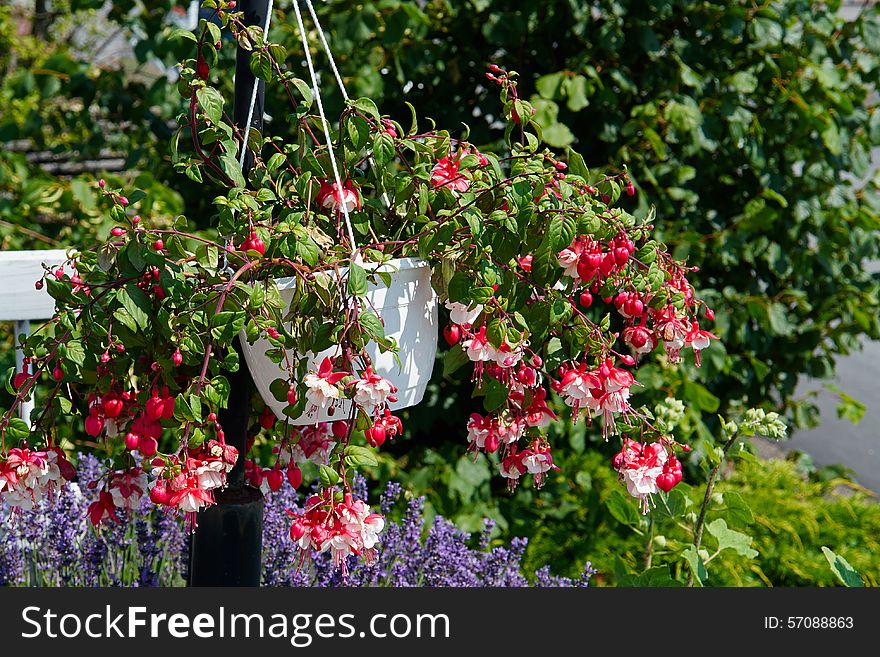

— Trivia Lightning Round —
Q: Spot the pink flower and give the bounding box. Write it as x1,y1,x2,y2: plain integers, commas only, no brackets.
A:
317,179,361,214
462,326,496,363
559,363,601,412
288,491,385,573
88,491,119,526
285,423,336,466
685,321,718,367
654,307,689,363
304,357,350,411
352,366,397,410
381,118,397,137
623,325,656,356
557,246,582,278
612,439,670,513
525,389,558,428
108,468,148,511
499,448,528,489
0,447,64,510
431,154,469,193
493,342,523,368
168,474,214,514
466,413,491,449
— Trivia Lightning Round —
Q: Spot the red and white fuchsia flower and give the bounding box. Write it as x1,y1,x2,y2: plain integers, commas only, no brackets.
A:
108,468,148,511
280,423,336,466
303,357,350,412
316,179,361,215
351,366,398,411
612,439,682,513
147,440,238,524
288,491,385,575
0,447,72,511
430,153,470,193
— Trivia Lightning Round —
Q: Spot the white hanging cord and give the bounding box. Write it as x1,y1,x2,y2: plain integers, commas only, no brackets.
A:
292,0,359,256
304,0,349,102
238,0,277,169
305,0,391,211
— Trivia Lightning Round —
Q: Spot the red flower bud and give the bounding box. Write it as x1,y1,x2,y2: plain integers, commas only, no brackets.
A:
287,464,303,489
443,324,461,346
260,407,276,430
331,421,348,439
84,414,103,437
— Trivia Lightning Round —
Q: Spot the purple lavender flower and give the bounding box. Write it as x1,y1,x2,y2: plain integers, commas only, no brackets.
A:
0,459,594,587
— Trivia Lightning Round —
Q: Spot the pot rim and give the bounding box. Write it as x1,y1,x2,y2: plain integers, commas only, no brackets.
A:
272,256,431,291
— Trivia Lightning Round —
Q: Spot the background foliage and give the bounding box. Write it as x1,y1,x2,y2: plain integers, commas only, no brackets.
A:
1,0,878,585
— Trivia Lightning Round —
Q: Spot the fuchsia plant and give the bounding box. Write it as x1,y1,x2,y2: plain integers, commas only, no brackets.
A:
0,1,715,570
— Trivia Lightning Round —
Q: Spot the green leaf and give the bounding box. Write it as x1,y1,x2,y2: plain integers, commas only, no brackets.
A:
219,152,246,188
566,148,589,181
535,72,565,99
706,519,758,558
319,464,341,488
344,445,379,468
443,344,470,376
721,491,754,527
821,547,864,587
5,417,30,441
656,488,687,518
249,51,273,81
682,546,707,587
117,285,151,330
266,152,287,172
168,27,198,43
269,377,289,403
682,380,720,413
210,311,246,341
347,262,368,297
372,131,395,166
352,97,380,121
482,378,509,412
196,87,224,125
359,309,385,342
606,490,641,527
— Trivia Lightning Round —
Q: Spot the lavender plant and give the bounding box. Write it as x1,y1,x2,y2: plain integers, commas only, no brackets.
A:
0,457,593,587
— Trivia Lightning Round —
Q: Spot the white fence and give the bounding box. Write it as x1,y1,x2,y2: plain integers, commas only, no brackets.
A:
0,249,69,425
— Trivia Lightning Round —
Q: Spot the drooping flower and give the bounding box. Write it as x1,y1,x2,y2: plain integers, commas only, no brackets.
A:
108,468,148,511
430,154,469,193
87,491,119,527
352,366,398,410
685,321,718,367
304,357,350,411
288,490,385,574
462,326,496,363
445,300,483,326
283,424,336,466
612,439,671,513
316,179,361,215
559,363,601,414
524,388,558,428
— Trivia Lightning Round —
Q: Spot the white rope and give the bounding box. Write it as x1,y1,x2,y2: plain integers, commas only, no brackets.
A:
238,0,277,169
305,0,391,211
304,0,349,102
292,0,359,256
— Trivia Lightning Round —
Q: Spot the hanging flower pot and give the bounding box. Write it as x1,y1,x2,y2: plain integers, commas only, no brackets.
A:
4,1,722,578
241,257,437,424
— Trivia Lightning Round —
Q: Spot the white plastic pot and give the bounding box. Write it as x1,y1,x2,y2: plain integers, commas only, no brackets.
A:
240,257,438,425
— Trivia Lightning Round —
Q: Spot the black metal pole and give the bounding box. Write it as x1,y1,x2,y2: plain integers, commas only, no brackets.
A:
188,0,269,587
